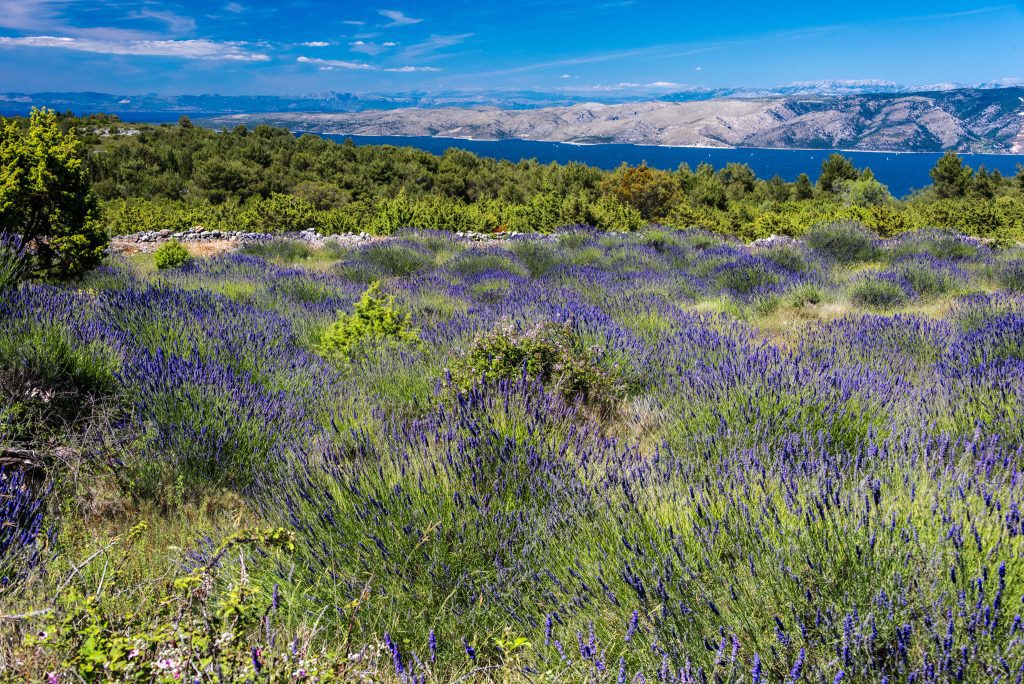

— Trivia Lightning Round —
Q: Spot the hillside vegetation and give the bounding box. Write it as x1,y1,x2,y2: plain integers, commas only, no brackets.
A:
26,113,1024,244
3,221,1024,681
2,111,1024,682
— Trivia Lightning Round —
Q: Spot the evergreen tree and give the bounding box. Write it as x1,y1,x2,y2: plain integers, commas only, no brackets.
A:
930,151,973,199
793,173,815,200
0,108,107,281
818,154,859,193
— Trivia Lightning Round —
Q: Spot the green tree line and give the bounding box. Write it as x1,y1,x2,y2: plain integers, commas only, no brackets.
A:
10,111,1024,244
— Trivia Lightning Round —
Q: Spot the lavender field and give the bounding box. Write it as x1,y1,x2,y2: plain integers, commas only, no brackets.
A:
3,224,1024,682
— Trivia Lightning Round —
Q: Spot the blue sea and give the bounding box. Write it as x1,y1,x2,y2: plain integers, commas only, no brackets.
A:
322,134,1024,199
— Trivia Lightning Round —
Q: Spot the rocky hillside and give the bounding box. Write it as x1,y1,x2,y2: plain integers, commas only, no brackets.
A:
209,87,1024,153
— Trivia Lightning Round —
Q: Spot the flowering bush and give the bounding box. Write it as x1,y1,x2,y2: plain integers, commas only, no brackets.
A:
452,320,628,418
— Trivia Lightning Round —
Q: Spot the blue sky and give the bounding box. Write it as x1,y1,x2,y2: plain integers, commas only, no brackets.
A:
0,1,1022,95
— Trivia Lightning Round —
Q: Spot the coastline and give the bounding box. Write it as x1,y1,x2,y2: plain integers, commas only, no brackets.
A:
225,123,1022,157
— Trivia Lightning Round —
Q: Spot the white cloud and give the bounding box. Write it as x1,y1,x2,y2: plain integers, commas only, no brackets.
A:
399,33,471,59
342,20,365,25
302,41,330,47
224,2,244,12
694,66,703,71
379,9,422,27
349,39,399,55
0,35,271,61
560,74,571,79
297,55,439,72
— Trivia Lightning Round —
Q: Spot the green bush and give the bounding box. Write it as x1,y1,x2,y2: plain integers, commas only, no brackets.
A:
452,320,627,418
804,221,879,262
153,241,192,270
318,282,419,363
848,277,910,309
0,108,108,281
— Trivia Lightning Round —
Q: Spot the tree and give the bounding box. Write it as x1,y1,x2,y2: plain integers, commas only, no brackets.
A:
835,177,892,207
601,163,678,221
0,108,107,281
793,173,815,200
818,154,859,193
930,151,973,199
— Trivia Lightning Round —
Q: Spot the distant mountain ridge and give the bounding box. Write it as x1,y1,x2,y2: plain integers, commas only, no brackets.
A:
208,87,1024,154
3,81,1024,114
4,85,1024,153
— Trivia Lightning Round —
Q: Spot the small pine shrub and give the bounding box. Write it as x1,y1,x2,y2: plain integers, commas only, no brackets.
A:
452,320,627,419
849,275,911,309
805,221,879,263
154,241,192,270
318,282,419,362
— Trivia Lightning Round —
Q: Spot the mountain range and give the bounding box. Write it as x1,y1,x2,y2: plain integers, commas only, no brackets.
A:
3,84,1024,153
208,87,1024,154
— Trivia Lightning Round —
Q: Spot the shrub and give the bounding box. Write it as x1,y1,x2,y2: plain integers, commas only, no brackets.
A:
154,241,192,270
804,221,879,263
318,282,419,363
711,260,780,295
356,241,433,277
996,259,1024,292
0,321,117,441
0,108,108,281
787,283,825,307
761,242,812,273
452,320,627,418
0,231,28,290
848,274,912,309
893,257,966,297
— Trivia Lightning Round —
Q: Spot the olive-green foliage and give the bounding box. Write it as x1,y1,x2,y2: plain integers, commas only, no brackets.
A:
804,221,880,262
452,320,627,418
318,282,419,363
0,108,108,281
153,241,191,270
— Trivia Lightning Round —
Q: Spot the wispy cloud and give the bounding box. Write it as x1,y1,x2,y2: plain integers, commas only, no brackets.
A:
399,33,472,60
126,9,197,35
0,35,271,61
577,81,685,91
350,39,398,55
342,20,365,26
302,41,330,47
224,2,244,13
379,9,422,27
297,55,439,72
